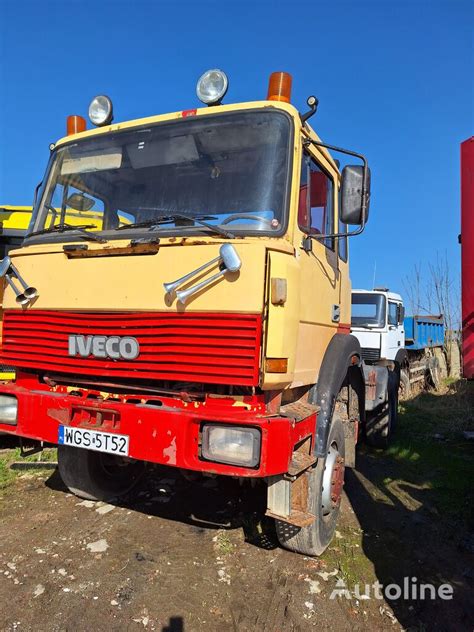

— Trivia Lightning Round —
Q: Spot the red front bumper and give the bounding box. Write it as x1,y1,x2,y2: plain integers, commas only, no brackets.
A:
0,379,316,478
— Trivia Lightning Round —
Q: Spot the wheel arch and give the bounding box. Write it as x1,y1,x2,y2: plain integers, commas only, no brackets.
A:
395,348,408,368
312,333,365,458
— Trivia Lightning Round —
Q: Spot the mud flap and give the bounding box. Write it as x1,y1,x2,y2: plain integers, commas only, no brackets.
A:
363,364,388,411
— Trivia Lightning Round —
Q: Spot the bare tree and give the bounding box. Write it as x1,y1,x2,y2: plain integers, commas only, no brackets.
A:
402,262,424,315
428,251,461,340
403,252,461,376
403,252,460,334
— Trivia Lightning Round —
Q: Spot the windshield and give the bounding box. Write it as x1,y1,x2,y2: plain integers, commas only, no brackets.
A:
351,293,386,328
27,110,292,243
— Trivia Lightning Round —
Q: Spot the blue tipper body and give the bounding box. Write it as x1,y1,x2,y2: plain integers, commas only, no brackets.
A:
404,315,445,350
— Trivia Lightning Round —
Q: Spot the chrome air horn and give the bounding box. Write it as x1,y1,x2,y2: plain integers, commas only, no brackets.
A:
163,244,241,305
0,256,38,305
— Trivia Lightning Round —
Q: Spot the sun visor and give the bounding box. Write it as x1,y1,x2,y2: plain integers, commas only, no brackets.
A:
127,135,199,169
61,149,123,175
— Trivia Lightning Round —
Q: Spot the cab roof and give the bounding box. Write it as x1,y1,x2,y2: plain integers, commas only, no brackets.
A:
54,100,341,175
352,288,403,302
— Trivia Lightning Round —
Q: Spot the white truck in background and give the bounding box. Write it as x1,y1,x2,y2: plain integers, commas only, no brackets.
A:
351,288,446,399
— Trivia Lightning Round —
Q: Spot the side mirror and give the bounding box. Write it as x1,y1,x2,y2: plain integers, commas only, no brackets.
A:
341,165,371,225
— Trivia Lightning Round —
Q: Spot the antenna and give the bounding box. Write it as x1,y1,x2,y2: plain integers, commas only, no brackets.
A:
372,260,377,290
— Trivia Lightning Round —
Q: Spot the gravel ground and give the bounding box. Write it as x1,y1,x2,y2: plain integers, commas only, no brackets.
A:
0,450,472,632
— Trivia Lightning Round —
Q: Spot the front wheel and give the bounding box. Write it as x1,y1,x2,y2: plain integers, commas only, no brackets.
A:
275,415,345,557
58,445,145,501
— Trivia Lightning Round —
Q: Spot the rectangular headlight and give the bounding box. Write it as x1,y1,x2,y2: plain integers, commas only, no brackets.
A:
201,425,261,468
0,395,18,425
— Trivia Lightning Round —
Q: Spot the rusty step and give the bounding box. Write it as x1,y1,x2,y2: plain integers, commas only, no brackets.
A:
266,509,315,528
287,451,317,477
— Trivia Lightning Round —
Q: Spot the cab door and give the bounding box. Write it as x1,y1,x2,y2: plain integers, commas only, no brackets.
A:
385,300,404,360
293,147,341,385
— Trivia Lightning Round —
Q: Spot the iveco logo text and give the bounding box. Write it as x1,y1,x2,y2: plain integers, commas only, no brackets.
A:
68,335,140,360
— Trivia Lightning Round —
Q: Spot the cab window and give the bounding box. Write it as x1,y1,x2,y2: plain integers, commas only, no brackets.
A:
298,154,334,249
45,182,106,230
388,302,398,326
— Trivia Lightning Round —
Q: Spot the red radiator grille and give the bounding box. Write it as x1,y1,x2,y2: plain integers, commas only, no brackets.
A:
0,310,262,386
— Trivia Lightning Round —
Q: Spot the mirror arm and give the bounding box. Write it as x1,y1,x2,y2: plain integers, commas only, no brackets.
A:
300,97,319,123
302,138,369,236
32,181,43,209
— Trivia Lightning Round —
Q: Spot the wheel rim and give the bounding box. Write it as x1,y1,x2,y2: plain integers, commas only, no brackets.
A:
321,443,345,517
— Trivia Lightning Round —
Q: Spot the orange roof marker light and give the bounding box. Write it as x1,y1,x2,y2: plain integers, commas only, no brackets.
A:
66,115,86,136
267,72,292,103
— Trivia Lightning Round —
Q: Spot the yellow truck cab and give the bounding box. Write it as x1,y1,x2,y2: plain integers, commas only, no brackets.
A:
0,71,396,556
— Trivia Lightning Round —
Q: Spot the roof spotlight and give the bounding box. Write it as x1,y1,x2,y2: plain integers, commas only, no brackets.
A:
196,69,228,106
88,95,114,127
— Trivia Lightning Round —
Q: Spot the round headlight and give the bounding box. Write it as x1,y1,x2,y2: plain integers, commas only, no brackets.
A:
196,69,228,105
88,95,114,126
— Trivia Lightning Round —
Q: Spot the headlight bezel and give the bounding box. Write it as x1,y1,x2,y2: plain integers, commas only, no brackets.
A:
201,423,261,468
0,394,18,425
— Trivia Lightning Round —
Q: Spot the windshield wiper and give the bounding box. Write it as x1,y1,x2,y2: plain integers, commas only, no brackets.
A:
116,213,237,239
28,223,107,243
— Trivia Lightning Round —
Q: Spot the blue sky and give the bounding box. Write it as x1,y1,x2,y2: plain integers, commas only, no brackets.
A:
0,0,472,294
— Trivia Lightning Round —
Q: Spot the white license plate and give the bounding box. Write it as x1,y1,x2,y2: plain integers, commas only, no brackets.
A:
58,425,129,456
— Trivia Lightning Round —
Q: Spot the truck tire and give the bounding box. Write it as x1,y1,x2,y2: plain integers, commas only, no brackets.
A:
58,445,145,501
428,355,441,390
365,371,398,448
399,368,411,400
275,414,345,557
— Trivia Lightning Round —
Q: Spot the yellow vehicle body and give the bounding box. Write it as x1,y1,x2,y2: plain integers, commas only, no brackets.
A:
4,101,350,390
0,206,33,232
